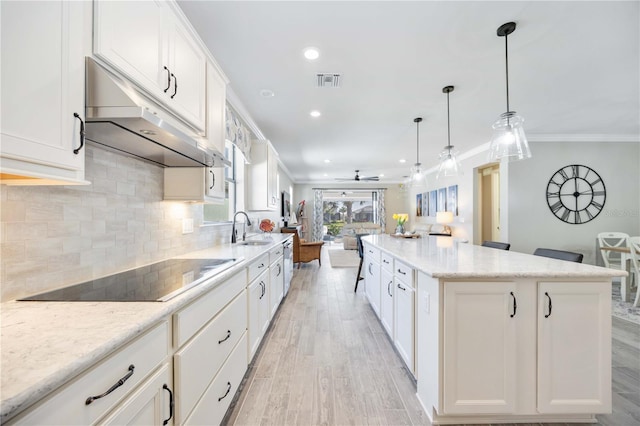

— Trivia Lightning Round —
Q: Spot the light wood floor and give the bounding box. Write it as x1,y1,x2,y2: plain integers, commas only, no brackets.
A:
224,249,640,426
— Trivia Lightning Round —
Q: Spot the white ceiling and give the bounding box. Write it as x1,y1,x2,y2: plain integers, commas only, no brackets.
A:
178,1,640,184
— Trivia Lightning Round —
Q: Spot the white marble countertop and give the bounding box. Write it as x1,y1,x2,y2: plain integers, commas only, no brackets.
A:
0,234,291,423
362,234,626,279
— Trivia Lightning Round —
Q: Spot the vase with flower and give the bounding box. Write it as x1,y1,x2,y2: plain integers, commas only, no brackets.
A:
393,213,408,234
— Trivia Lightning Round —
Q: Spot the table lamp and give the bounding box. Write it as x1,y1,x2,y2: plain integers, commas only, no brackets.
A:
436,211,454,235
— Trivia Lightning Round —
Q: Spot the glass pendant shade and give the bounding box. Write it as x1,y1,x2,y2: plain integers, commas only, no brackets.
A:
489,22,532,163
408,117,427,187
488,111,531,162
436,146,462,179
409,163,427,187
437,85,461,178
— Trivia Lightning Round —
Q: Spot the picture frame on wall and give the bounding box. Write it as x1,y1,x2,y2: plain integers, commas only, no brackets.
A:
447,185,458,216
429,190,437,217
416,193,423,216
437,188,447,212
422,192,429,217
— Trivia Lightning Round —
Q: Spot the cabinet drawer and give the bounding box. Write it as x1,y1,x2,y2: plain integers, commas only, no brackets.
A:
98,363,172,426
381,252,394,271
248,254,269,282
13,322,169,425
363,244,380,263
269,245,283,265
174,290,248,424
185,333,248,426
395,259,414,286
174,271,246,348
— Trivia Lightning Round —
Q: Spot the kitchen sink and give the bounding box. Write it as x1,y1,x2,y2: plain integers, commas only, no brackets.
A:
237,240,273,246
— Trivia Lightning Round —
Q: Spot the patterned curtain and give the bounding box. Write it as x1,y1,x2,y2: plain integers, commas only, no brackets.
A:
375,189,386,231
313,189,323,242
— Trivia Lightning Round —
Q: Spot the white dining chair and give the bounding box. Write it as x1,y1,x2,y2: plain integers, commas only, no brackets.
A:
629,236,640,307
597,232,629,269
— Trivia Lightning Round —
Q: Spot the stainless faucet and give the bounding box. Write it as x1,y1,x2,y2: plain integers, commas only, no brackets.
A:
231,211,252,243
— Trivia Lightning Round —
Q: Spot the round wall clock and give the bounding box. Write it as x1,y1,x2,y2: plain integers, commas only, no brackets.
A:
545,164,606,224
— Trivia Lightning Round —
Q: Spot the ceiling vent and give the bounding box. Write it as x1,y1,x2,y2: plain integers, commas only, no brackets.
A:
316,73,342,88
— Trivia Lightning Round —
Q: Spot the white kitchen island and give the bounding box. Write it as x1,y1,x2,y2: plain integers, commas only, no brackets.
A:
361,234,625,425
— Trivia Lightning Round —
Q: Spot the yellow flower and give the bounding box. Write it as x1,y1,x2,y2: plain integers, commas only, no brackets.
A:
394,213,408,226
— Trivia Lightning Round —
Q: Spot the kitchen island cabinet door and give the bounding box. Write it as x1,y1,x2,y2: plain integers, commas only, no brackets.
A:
380,267,394,337
442,281,517,414
537,281,611,414
394,273,415,374
365,257,381,317
0,0,87,185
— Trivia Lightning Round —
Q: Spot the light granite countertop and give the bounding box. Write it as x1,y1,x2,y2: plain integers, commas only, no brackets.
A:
0,234,291,423
362,234,626,279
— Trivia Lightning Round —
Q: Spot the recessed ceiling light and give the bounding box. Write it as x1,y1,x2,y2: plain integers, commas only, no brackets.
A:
303,47,320,60
323,159,331,163
379,174,385,177
399,159,406,163
323,173,328,177
260,89,275,97
310,110,321,118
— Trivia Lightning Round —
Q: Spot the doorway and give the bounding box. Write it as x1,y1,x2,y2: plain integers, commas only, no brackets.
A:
475,164,501,244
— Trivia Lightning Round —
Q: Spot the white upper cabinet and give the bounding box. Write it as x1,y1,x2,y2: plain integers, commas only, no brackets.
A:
0,0,88,185
93,0,206,133
248,140,279,211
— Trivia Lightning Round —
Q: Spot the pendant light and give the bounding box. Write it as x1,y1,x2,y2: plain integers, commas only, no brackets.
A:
408,117,427,187
437,85,462,178
488,22,531,162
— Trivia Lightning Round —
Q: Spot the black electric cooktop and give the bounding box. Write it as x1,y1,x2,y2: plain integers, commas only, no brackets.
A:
20,258,240,302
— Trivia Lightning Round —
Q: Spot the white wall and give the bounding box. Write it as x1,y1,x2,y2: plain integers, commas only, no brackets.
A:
508,141,640,264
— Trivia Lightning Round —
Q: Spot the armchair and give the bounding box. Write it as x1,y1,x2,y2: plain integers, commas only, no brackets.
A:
281,228,324,268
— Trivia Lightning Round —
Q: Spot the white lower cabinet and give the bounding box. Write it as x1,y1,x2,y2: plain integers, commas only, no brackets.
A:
270,258,284,318
184,333,248,426
364,244,381,317
173,290,247,424
442,281,517,414
438,280,611,418
9,321,169,425
8,246,293,425
393,260,415,374
98,363,173,426
537,282,611,413
379,267,394,337
248,269,270,359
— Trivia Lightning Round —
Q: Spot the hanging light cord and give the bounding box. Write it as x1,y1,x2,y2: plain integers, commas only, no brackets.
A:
413,117,422,165
416,120,420,164
446,91,451,150
504,32,510,113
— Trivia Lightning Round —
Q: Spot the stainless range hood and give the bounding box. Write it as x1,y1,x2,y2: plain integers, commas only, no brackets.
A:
85,58,228,168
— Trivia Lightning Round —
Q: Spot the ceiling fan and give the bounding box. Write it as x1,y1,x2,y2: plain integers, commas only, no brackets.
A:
335,170,379,182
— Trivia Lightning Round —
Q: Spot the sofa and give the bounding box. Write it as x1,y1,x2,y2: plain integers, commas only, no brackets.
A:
342,222,382,249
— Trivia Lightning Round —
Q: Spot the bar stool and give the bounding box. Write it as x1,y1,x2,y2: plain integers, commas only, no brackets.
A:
354,235,364,292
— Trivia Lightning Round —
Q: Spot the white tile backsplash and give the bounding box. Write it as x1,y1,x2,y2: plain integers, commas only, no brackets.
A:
0,145,231,302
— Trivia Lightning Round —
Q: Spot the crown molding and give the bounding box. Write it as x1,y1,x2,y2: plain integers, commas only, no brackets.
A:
527,134,640,143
